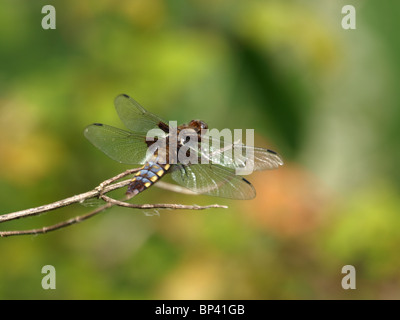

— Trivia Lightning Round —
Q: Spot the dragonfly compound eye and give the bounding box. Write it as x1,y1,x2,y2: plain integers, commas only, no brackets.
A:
189,120,208,131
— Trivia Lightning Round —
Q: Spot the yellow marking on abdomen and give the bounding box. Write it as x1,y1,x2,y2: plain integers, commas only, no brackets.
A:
164,164,170,170
150,176,158,182
156,169,164,177
144,182,151,188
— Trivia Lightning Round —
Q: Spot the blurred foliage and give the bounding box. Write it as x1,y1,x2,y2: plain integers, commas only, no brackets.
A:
1,0,400,299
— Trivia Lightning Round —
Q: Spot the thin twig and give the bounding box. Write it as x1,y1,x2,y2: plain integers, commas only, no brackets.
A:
0,168,228,237
0,178,132,224
154,181,197,195
100,194,227,210
0,202,113,237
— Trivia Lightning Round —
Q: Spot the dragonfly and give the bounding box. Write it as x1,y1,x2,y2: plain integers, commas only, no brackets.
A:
84,94,283,200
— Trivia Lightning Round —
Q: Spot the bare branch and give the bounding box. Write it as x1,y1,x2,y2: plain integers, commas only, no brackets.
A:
100,194,227,210
0,178,131,224
0,202,113,237
0,167,228,237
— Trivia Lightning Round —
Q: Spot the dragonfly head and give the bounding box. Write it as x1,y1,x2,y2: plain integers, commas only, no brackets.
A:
188,119,208,134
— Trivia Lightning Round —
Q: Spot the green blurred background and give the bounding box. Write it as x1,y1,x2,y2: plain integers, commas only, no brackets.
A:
1,0,399,299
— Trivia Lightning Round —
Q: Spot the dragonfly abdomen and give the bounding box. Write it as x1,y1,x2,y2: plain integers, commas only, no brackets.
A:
127,162,171,196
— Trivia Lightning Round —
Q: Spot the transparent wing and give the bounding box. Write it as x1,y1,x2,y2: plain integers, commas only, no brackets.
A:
84,123,149,165
171,164,256,200
114,94,168,133
197,136,284,171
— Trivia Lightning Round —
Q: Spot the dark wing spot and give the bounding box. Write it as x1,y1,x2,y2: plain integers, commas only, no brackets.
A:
122,93,130,98
267,149,277,155
93,123,104,126
242,177,253,185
